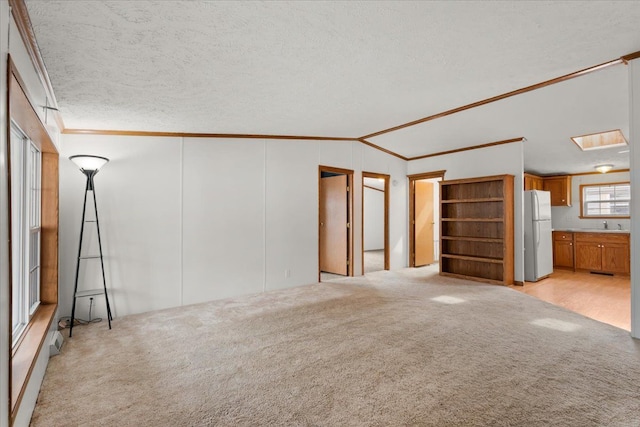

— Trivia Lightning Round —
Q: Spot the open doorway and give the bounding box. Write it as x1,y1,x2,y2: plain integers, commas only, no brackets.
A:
362,172,390,274
319,166,354,281
408,171,446,267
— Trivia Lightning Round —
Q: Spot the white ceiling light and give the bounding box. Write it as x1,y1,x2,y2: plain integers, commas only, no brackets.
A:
595,164,614,173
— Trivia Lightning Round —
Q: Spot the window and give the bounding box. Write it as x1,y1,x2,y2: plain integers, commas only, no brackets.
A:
10,124,42,346
580,182,630,218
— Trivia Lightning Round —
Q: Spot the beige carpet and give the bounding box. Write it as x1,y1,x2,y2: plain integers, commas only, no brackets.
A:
32,265,640,426
321,249,384,281
363,249,384,273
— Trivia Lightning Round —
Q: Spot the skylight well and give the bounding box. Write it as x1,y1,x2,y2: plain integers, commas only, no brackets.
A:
571,129,628,151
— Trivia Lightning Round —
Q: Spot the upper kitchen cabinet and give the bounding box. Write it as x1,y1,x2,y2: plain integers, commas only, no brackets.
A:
524,173,544,191
543,176,572,206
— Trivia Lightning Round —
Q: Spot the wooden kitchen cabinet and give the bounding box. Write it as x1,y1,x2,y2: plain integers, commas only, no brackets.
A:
552,231,574,269
524,173,544,191
601,243,630,274
574,241,601,271
525,174,571,206
543,176,572,206
574,232,630,275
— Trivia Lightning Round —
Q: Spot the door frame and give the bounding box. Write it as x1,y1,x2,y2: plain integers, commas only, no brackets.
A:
319,165,354,280
362,172,390,274
408,170,446,267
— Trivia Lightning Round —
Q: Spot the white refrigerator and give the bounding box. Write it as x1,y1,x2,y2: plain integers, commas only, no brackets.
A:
524,190,553,282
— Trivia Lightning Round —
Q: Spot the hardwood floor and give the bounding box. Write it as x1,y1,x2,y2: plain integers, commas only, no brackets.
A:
510,269,630,331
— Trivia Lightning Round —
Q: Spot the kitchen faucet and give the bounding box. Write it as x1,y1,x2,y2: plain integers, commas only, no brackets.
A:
603,220,608,230
618,223,623,230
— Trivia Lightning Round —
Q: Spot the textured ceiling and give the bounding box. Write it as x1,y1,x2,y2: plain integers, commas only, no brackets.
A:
25,1,640,173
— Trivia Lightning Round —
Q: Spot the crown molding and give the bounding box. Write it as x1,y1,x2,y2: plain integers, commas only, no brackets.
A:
621,50,640,64
358,139,408,161
62,128,359,141
361,55,632,140
407,137,525,161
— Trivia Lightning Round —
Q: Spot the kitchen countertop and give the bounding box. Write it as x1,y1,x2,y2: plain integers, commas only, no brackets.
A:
552,228,630,234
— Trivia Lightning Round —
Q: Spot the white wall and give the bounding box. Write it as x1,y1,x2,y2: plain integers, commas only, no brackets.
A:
11,331,53,427
630,59,640,339
59,135,408,319
60,136,182,320
363,186,384,250
265,140,319,290
182,138,265,303
408,142,525,283
550,171,631,231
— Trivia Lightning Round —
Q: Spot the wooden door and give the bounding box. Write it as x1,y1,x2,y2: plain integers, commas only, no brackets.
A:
601,243,630,274
414,180,434,266
320,175,348,275
553,240,574,268
574,241,601,271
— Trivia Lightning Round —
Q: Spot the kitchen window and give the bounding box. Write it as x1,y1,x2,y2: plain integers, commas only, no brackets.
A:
10,123,42,346
580,182,630,218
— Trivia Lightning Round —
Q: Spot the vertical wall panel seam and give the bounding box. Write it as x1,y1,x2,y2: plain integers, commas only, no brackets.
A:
351,140,354,169
263,139,267,293
179,137,184,306
629,61,639,338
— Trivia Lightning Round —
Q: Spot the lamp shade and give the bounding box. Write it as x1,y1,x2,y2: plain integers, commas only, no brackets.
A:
595,164,614,174
69,155,109,172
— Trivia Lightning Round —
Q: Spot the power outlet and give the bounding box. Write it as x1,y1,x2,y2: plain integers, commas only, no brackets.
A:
284,269,291,279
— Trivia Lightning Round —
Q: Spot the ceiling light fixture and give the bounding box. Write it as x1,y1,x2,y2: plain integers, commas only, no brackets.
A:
595,164,614,174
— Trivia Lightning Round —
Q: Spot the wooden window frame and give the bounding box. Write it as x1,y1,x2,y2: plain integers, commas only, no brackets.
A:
7,57,59,423
579,181,631,219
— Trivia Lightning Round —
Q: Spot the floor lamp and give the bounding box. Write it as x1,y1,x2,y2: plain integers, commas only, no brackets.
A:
69,155,113,337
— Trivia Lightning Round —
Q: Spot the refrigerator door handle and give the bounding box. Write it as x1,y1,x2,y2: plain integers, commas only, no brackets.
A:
533,191,539,221
536,221,540,249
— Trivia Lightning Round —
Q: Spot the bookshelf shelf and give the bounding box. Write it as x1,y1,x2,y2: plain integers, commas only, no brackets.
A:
440,174,514,285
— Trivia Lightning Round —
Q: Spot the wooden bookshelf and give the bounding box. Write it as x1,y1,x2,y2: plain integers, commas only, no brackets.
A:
439,174,514,285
